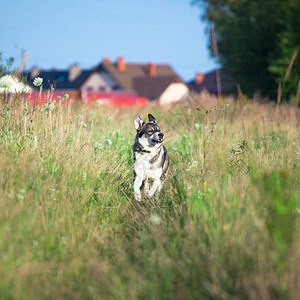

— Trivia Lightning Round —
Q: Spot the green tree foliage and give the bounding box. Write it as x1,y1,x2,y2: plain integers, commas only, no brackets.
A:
0,52,14,76
269,2,300,101
194,0,300,99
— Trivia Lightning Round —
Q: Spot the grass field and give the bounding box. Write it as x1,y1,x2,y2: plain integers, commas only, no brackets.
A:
0,91,299,299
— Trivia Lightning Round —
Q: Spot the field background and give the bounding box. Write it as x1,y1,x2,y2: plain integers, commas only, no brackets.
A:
0,93,300,299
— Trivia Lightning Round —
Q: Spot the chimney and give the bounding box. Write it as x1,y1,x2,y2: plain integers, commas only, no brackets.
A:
68,64,81,81
148,62,156,77
30,66,41,79
195,72,205,84
102,57,111,64
117,57,126,72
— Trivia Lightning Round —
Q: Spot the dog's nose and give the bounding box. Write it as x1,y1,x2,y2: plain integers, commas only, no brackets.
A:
158,133,164,138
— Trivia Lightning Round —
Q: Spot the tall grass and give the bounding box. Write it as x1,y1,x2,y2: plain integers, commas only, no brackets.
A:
0,91,299,299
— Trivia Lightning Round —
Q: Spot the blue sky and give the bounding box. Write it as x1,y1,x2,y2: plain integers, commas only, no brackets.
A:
1,0,218,81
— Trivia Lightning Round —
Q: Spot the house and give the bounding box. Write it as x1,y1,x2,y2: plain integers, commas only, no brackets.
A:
98,57,189,104
25,63,141,106
25,57,188,105
27,64,118,96
188,68,236,95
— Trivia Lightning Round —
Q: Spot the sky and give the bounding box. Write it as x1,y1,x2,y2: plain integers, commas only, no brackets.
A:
1,0,218,81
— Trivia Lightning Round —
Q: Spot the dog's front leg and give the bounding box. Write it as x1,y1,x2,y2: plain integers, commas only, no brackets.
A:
147,179,162,199
133,176,143,201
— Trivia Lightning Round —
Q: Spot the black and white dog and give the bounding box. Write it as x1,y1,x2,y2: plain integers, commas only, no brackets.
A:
133,114,169,201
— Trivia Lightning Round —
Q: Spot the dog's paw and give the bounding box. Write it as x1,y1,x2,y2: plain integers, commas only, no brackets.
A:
134,193,142,202
147,189,157,199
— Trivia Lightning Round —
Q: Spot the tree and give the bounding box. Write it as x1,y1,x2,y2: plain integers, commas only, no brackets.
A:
269,2,300,101
193,0,300,99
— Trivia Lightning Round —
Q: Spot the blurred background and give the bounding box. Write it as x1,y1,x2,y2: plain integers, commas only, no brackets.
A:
1,0,217,80
1,0,299,103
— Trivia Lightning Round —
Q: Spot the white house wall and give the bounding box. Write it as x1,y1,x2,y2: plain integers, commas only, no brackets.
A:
159,83,189,105
80,73,112,92
99,72,118,89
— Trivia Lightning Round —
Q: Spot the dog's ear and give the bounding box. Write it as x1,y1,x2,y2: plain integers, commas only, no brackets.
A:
134,116,145,131
148,114,156,123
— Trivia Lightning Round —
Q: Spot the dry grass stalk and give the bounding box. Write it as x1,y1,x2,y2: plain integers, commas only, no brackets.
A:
210,24,222,99
296,79,300,104
285,50,298,78
237,84,244,102
277,83,282,105
277,50,298,105
210,24,218,58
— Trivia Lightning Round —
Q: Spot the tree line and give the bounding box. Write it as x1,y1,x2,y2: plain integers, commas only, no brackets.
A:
193,0,300,101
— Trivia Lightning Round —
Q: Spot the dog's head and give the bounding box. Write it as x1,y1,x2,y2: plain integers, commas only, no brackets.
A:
134,114,164,149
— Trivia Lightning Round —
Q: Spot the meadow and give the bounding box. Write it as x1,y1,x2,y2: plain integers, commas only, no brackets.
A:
0,90,299,300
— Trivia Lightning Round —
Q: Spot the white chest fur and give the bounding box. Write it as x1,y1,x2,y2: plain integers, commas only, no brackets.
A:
134,150,163,180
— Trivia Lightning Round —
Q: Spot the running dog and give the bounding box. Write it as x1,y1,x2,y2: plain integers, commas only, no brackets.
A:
133,114,169,201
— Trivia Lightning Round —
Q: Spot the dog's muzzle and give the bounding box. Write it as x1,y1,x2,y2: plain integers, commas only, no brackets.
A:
152,132,164,144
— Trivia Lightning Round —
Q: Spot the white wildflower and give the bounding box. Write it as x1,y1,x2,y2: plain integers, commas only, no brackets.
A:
61,236,68,245
0,78,11,89
191,161,198,168
78,121,87,128
0,75,31,92
33,77,43,87
105,139,112,146
194,123,201,130
186,161,198,171
149,214,162,225
44,101,55,112
93,141,103,151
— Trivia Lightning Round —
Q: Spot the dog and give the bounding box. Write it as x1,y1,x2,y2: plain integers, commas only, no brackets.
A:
133,114,169,201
